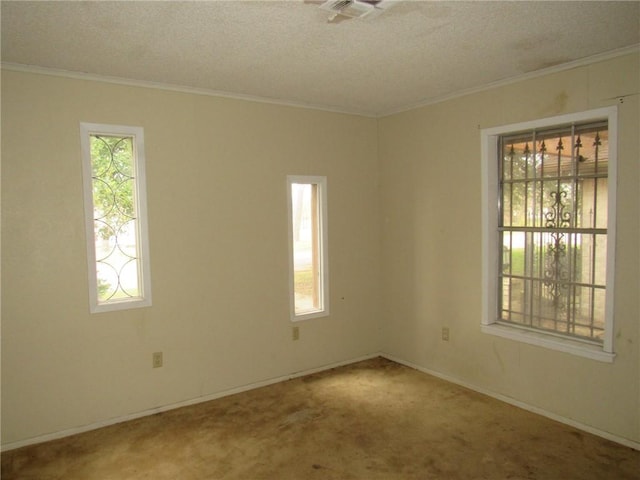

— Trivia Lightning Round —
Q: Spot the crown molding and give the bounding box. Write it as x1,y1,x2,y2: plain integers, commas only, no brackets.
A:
2,43,638,119
0,62,376,118
380,44,640,118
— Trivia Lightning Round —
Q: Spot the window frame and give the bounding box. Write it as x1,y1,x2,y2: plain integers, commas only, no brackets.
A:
80,122,152,313
286,175,330,322
481,107,617,362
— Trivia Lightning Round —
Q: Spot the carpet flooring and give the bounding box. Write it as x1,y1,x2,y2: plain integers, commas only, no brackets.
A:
2,357,639,479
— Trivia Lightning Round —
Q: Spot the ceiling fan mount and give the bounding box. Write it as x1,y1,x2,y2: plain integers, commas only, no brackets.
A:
317,0,395,22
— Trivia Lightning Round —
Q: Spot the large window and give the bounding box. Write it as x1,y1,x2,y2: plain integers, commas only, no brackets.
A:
481,107,616,361
287,175,329,321
80,123,152,313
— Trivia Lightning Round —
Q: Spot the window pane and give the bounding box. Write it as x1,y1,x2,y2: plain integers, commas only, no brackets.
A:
497,120,609,343
501,182,511,226
510,182,526,227
594,178,608,229
289,178,327,318
508,231,525,276
90,134,142,303
593,234,607,286
592,288,606,333
576,129,608,177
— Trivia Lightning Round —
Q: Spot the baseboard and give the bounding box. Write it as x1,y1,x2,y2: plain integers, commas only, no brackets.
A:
5,351,637,453
1,352,379,452
380,352,640,452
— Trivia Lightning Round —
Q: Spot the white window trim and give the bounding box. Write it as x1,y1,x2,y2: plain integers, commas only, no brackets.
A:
80,122,152,313
287,175,330,322
481,107,617,362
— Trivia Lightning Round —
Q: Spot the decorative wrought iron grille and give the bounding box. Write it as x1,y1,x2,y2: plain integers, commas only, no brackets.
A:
89,134,142,303
498,120,608,343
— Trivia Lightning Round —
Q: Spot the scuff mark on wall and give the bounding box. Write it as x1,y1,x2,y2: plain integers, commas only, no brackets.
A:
552,91,569,113
535,91,570,117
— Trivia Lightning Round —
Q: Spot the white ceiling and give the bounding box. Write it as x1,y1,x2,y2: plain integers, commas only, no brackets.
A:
2,1,639,117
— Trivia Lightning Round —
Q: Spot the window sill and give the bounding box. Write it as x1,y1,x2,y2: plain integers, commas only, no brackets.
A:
291,310,329,322
91,297,152,314
481,323,615,363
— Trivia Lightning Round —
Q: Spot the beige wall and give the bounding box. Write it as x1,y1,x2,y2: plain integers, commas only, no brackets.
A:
1,71,382,446
2,52,638,449
378,53,639,444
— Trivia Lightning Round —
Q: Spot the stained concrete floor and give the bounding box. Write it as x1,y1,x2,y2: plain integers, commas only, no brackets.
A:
2,357,639,479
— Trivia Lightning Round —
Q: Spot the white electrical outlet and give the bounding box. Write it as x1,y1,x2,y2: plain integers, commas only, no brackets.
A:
442,327,450,341
152,352,163,368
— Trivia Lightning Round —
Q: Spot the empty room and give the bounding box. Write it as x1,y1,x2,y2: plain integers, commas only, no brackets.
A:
1,1,639,479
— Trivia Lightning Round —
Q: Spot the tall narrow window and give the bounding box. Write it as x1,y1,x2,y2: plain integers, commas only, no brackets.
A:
287,176,329,321
482,107,616,361
81,123,151,313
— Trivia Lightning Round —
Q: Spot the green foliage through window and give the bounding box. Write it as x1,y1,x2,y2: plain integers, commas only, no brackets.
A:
91,135,135,240
89,134,141,302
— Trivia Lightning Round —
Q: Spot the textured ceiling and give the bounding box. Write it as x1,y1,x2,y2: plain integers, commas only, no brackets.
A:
2,1,639,117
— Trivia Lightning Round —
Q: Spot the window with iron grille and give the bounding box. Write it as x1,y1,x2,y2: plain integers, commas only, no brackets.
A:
481,107,616,361
80,123,152,313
